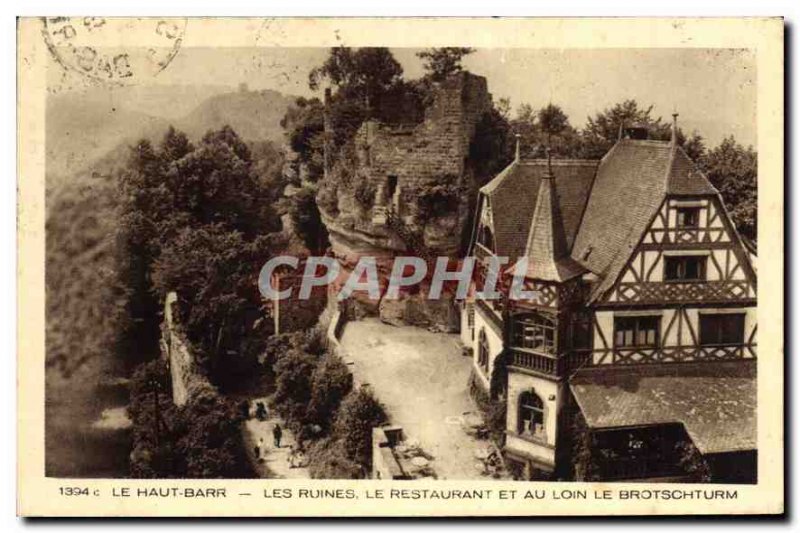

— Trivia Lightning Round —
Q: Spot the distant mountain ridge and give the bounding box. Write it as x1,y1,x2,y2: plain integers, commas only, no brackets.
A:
176,89,295,145
46,85,297,190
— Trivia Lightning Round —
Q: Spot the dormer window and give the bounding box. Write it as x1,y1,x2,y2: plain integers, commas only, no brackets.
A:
676,207,700,228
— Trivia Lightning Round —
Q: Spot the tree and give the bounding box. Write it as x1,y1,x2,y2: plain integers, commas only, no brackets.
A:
280,97,326,181
469,106,513,184
118,125,286,380
508,103,582,159
309,47,404,118
680,131,707,162
307,354,354,431
416,47,475,81
538,104,570,145
128,359,253,478
699,136,757,241
333,387,388,468
581,100,671,158
128,359,177,478
150,224,283,380
272,348,320,428
173,386,251,478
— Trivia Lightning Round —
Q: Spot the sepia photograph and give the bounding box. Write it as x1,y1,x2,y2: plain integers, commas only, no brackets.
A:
17,16,783,517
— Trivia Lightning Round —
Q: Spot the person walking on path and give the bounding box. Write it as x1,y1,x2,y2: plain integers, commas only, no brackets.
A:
273,423,283,448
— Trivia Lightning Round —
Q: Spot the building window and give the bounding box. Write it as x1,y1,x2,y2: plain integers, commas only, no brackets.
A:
518,390,545,439
614,316,660,348
478,329,490,372
700,313,745,345
676,207,700,228
569,313,593,350
664,256,707,281
513,313,556,353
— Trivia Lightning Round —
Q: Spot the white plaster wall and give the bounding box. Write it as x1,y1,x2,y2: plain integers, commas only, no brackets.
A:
504,371,562,467
472,306,504,389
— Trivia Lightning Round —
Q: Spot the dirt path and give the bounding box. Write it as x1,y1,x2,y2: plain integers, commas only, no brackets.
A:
242,399,310,479
339,318,492,480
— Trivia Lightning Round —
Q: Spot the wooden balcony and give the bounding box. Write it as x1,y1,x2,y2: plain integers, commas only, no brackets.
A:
509,349,591,377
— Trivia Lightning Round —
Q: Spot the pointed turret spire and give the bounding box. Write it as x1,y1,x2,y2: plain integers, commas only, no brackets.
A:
522,154,583,282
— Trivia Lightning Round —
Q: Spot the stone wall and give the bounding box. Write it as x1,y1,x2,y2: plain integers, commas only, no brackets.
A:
371,426,411,480
353,72,490,197
161,292,215,407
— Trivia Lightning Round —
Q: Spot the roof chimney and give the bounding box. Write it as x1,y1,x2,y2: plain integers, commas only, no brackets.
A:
514,133,521,162
671,112,679,146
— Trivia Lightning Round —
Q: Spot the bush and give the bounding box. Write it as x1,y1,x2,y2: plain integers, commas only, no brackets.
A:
333,386,388,469
570,406,599,482
676,439,712,482
353,176,376,210
172,386,252,478
468,370,507,446
272,348,319,429
307,354,354,431
306,437,363,479
416,181,462,219
128,359,177,478
128,359,253,478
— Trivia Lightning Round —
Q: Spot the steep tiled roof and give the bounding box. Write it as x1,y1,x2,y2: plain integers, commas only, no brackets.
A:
479,138,717,296
570,361,756,454
570,139,717,301
666,146,718,196
479,159,598,262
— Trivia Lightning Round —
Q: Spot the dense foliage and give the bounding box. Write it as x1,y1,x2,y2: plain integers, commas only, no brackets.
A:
699,136,758,242
128,359,253,478
416,47,475,81
263,330,387,478
117,125,286,381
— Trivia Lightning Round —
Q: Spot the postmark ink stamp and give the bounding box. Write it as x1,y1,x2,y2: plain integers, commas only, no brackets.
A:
41,17,187,85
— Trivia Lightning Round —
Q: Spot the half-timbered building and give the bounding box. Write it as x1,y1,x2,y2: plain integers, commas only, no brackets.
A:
461,119,757,482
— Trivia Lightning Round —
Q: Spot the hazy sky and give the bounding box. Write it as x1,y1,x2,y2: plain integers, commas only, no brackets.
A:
54,47,757,147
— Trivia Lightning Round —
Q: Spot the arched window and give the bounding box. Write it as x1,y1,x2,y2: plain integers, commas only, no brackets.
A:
518,389,545,438
478,329,490,372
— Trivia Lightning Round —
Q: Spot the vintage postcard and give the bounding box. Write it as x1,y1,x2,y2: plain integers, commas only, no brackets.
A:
17,17,784,516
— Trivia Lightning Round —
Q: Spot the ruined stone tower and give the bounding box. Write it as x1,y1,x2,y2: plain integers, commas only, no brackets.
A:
316,71,494,327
